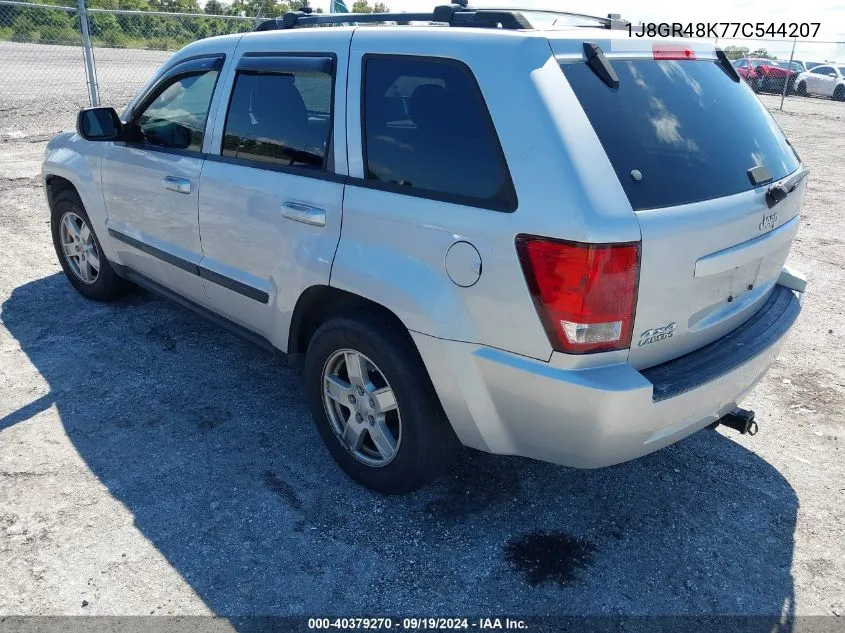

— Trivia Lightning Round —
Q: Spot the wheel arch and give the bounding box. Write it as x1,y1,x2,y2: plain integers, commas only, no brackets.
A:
45,174,80,211
287,285,418,360
43,142,118,265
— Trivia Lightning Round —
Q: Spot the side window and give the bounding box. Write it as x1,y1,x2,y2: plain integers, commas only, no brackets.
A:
222,70,333,169
133,71,219,152
362,56,517,212
811,66,831,75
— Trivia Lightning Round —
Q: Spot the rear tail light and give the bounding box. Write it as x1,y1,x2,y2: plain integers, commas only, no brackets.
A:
653,44,696,61
515,235,640,354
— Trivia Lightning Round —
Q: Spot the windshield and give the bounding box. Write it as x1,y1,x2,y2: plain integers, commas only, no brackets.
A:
839,67,845,75
561,59,800,211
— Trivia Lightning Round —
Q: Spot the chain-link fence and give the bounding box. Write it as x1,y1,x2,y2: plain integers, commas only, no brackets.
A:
88,8,253,105
0,0,254,137
1,1,844,139
0,2,87,137
714,36,845,122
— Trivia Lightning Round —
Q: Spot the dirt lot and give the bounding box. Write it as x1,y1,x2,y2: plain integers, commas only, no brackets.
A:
1,42,844,622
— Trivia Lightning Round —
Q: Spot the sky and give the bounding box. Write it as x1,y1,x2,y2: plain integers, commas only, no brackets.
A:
311,0,845,61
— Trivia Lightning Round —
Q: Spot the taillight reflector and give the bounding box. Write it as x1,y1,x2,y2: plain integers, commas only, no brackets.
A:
653,44,696,61
516,235,640,354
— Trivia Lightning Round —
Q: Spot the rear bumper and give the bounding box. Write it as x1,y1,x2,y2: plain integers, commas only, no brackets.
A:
413,284,802,468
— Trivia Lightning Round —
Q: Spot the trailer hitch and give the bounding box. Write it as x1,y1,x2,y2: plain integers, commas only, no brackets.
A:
719,407,758,436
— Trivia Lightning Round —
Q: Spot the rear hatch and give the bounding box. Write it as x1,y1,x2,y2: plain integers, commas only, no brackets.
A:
553,39,805,369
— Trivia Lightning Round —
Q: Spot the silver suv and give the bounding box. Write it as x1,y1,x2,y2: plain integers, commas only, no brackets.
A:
42,6,807,494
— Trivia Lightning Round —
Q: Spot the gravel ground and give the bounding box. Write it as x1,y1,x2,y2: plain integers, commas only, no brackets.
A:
0,43,844,622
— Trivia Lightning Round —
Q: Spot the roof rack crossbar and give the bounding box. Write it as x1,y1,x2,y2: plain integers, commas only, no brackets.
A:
255,4,627,32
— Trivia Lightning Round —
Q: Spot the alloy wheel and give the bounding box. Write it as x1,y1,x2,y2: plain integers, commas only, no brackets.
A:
322,349,401,467
59,211,100,285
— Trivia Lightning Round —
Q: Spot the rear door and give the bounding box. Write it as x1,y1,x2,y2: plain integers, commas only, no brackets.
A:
197,30,349,343
554,45,804,369
808,65,834,95
819,66,840,96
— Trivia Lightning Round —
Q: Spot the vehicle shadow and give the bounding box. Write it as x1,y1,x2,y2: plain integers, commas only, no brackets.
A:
2,273,798,624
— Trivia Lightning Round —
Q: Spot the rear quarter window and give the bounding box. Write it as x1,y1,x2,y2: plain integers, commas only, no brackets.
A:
362,55,517,212
561,59,800,211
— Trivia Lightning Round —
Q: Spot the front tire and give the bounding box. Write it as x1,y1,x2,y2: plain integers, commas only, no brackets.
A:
834,85,845,101
796,81,808,97
303,312,460,494
50,189,129,301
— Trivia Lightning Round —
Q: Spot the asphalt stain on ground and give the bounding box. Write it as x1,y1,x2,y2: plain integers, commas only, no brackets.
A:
423,454,521,521
505,531,596,587
262,469,304,513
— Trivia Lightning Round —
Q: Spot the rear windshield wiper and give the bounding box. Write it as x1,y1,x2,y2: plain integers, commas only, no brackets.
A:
716,49,741,82
583,42,619,89
766,167,810,208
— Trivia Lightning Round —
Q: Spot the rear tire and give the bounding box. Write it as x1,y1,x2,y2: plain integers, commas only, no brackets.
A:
303,311,461,494
50,189,130,301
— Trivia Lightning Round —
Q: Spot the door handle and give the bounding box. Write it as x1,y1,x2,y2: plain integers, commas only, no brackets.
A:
281,201,326,227
162,176,191,194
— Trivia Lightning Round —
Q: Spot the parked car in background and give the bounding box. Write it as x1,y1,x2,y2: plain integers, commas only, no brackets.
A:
791,61,825,72
733,58,800,93
732,58,785,92
770,60,803,92
733,57,762,89
795,64,845,100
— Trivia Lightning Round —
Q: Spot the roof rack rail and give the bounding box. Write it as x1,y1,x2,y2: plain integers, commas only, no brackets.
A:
254,4,628,32
478,7,630,30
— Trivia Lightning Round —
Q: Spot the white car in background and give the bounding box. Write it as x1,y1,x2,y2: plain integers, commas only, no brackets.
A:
795,64,845,100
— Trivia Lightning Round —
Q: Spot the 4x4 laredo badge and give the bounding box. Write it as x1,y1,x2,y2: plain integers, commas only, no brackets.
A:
638,322,677,347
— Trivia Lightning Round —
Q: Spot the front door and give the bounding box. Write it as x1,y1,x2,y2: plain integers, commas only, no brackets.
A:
101,55,224,303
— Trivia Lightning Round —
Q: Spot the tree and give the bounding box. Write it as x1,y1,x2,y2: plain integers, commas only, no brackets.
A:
749,48,776,59
722,45,749,61
204,0,226,14
372,1,388,11
351,0,371,12
246,0,290,17
149,0,201,12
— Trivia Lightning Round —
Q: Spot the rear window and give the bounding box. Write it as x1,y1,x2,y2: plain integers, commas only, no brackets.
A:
222,70,332,169
561,59,800,211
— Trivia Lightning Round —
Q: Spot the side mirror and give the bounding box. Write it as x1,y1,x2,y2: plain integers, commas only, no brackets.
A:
76,107,122,141
829,72,838,78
